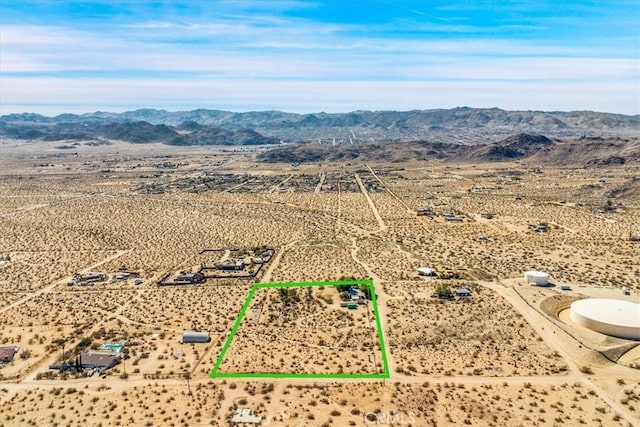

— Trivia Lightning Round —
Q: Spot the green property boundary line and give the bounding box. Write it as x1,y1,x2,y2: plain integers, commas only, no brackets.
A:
210,279,390,379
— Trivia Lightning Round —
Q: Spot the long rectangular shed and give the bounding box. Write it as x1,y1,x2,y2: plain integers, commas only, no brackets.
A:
182,331,211,343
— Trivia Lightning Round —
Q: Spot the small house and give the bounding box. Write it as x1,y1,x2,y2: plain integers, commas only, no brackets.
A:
75,273,107,284
0,346,18,363
174,272,205,284
532,223,548,233
417,267,437,277
453,287,472,298
217,259,245,271
79,351,118,370
119,270,140,277
231,408,262,424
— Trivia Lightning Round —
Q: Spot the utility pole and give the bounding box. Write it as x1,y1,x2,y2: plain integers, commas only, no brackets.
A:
184,370,192,396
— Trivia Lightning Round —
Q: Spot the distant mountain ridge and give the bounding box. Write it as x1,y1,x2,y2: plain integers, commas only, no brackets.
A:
258,134,640,166
2,107,638,145
0,118,277,146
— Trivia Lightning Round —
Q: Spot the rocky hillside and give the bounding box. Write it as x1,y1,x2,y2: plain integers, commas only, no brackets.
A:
258,134,640,166
2,107,638,144
0,119,277,146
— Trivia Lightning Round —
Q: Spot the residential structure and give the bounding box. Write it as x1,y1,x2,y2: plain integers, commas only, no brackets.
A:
216,259,245,271
417,267,437,276
0,346,18,363
75,272,108,283
174,272,205,284
79,350,118,371
231,408,262,424
453,287,472,298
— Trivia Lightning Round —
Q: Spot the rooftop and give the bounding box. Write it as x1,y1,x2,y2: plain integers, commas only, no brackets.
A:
80,351,118,367
231,408,262,424
0,346,18,362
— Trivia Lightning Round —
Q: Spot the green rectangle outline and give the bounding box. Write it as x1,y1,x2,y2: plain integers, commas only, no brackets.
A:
210,279,390,379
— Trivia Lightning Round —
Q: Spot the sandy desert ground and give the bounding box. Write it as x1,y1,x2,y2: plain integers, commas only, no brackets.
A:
0,139,638,426
216,284,383,376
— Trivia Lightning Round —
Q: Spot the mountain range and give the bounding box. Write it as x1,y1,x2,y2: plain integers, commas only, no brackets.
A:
2,107,638,145
0,117,277,146
258,134,640,166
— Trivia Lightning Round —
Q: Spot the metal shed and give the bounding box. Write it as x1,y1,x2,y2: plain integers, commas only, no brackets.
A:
182,331,211,343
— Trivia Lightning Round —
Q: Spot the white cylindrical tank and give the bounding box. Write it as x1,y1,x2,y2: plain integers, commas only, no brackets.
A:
524,270,549,286
570,298,640,340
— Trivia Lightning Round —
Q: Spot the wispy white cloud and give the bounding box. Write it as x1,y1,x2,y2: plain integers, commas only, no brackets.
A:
2,76,638,115
398,57,640,81
4,23,635,77
1,0,638,114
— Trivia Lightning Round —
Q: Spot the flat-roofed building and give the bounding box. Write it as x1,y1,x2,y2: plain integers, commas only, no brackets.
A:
182,331,210,343
174,272,205,284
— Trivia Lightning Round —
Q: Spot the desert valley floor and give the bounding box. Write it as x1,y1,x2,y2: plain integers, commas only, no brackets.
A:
0,140,638,426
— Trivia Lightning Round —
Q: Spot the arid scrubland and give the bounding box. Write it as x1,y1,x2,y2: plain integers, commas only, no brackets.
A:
0,380,633,427
270,244,364,283
0,143,638,425
385,285,567,376
373,165,640,288
217,286,382,375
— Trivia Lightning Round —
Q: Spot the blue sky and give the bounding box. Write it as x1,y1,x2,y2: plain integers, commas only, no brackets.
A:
1,0,638,114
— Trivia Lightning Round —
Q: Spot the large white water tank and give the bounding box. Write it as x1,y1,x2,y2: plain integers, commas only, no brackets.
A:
524,270,549,286
570,299,640,340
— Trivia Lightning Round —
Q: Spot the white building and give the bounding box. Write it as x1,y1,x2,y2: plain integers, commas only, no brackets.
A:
417,267,436,276
231,408,262,424
524,270,549,286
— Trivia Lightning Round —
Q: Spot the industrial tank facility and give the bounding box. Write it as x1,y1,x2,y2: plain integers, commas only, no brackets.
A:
524,270,549,286
570,299,640,340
